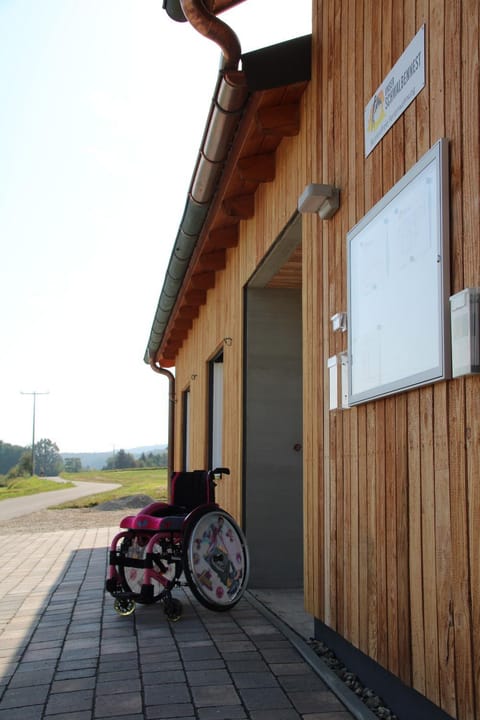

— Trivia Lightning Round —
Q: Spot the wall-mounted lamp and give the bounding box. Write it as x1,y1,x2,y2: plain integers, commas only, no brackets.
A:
223,337,233,346
331,312,347,333
298,183,340,220
191,373,197,381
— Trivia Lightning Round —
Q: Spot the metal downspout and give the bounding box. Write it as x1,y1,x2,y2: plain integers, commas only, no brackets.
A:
179,0,241,70
150,361,175,489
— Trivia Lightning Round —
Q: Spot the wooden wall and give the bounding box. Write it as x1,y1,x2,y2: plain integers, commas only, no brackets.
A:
170,1,479,717
171,123,309,518
304,2,480,719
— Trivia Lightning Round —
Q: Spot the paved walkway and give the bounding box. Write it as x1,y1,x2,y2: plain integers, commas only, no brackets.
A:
0,480,120,521
0,524,370,720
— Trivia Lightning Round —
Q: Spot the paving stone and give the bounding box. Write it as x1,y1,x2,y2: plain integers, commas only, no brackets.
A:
225,659,269,673
277,673,328,692
260,648,303,663
222,651,263,663
191,683,242,708
95,668,140,683
45,688,94,715
21,647,61,662
197,706,248,719
8,668,55,687
142,669,186,685
145,702,194,718
95,676,143,698
0,705,44,720
269,662,310,676
232,671,279,689
95,691,143,717
216,640,257,653
51,676,97,693
182,658,225,672
0,683,50,708
179,645,221,661
288,691,346,714
187,668,232,686
249,710,301,720
54,667,97,681
239,686,292,711
144,682,191,706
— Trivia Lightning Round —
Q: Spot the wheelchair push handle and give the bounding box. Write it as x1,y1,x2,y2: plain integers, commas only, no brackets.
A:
211,467,230,477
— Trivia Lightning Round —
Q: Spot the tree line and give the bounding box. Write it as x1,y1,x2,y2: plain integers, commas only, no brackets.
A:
0,440,168,476
0,439,63,477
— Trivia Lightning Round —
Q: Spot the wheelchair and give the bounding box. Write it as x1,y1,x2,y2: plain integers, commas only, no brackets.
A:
105,468,249,620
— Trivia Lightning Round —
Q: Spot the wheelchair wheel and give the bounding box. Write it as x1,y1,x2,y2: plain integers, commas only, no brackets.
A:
114,597,136,616
183,510,249,611
119,534,177,603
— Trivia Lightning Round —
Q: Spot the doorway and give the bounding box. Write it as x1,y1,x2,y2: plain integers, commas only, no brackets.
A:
243,214,303,588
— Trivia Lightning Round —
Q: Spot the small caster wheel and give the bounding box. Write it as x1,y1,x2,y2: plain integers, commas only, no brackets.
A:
164,597,182,622
114,597,136,616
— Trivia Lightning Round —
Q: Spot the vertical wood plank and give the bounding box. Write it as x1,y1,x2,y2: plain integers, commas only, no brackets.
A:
420,386,440,706
408,390,426,694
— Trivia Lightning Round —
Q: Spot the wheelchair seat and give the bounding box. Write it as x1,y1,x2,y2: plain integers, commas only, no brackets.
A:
119,470,214,532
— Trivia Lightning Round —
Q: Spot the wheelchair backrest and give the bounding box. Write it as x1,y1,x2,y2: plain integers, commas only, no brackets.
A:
171,470,214,510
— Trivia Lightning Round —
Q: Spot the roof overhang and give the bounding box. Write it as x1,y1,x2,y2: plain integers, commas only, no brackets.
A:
145,34,311,368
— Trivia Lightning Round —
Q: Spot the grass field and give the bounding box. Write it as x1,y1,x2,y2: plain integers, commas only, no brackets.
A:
0,468,168,508
0,476,75,500
57,467,168,508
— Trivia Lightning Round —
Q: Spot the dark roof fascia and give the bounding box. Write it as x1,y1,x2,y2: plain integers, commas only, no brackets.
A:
242,34,311,91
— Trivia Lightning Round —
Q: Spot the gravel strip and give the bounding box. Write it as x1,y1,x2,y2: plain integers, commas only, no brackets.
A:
0,507,134,533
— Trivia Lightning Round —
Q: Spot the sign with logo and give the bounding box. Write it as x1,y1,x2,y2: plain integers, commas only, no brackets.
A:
365,25,425,157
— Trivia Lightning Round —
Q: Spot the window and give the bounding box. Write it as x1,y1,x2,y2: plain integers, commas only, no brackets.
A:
182,388,190,470
209,351,223,468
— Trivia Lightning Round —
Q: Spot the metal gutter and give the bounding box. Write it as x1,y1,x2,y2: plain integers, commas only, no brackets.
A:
145,1,248,365
144,69,248,365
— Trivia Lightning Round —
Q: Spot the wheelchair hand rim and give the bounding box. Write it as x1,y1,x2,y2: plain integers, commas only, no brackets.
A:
183,509,249,610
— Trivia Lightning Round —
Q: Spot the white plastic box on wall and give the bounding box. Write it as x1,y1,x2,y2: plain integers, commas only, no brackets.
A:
328,353,349,410
450,288,480,377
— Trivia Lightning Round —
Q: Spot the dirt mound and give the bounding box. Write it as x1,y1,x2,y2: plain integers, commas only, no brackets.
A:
95,494,155,511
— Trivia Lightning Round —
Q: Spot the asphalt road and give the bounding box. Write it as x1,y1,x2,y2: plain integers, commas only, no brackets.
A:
0,478,120,521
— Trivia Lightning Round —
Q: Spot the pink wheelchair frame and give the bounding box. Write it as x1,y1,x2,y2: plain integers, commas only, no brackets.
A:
105,468,249,619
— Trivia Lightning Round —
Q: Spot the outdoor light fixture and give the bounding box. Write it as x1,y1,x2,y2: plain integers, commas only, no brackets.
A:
298,183,340,220
331,312,347,333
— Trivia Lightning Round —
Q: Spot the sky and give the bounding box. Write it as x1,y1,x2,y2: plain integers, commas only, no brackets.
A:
0,0,311,454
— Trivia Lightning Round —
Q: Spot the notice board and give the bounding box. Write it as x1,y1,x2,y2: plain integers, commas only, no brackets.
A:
347,138,450,405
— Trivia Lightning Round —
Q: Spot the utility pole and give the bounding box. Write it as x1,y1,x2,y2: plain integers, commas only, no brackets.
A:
20,391,49,476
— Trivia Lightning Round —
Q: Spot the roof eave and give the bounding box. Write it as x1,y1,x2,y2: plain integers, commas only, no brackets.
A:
145,34,312,367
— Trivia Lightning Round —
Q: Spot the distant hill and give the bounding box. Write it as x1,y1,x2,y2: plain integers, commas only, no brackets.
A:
61,445,167,470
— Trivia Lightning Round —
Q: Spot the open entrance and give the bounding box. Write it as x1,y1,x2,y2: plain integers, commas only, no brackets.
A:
244,213,303,588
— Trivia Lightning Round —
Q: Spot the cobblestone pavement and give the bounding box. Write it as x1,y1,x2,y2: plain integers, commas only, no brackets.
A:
0,525,360,720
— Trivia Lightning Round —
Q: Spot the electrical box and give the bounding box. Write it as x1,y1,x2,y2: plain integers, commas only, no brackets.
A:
450,288,480,377
328,353,349,410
